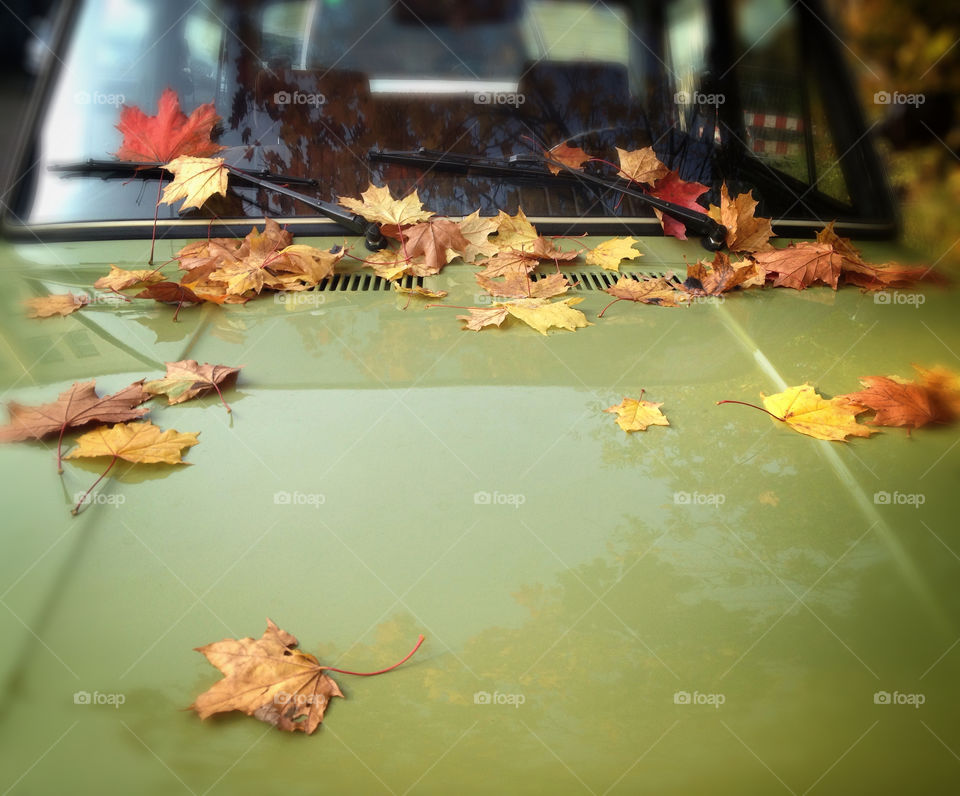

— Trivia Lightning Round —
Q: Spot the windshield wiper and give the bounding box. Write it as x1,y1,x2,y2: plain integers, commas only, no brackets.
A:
48,160,386,250
369,147,727,251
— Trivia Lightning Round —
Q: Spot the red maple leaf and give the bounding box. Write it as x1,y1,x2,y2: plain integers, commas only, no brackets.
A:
648,172,710,240
114,88,222,163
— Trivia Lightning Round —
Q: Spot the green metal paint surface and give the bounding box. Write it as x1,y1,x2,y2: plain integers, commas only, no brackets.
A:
1,234,958,794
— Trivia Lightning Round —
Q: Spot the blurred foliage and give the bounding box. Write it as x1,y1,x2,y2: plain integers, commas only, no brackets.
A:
827,0,960,271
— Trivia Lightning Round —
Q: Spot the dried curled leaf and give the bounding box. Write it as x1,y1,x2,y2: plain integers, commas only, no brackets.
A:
839,375,954,430
476,271,570,299
393,284,448,299
683,252,758,296
761,385,873,441
605,396,669,432
144,360,242,408
160,156,229,210
94,266,165,291
546,142,590,175
457,306,509,331
605,276,687,308
585,237,642,272
616,146,668,186
25,294,88,318
707,182,774,253
0,380,148,442
191,619,344,735
64,421,199,464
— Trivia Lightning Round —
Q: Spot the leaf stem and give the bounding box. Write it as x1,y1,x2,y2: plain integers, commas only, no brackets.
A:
324,635,425,677
716,399,785,421
72,455,118,515
597,297,623,318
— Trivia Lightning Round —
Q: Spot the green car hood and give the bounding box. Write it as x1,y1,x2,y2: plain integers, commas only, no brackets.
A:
1,233,958,794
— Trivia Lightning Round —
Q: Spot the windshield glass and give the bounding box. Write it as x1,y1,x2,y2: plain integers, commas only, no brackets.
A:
10,0,891,231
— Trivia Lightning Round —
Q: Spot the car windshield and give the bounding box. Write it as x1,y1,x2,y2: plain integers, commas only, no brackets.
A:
9,0,892,233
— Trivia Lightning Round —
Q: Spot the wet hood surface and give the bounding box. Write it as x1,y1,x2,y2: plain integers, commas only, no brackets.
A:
1,234,959,794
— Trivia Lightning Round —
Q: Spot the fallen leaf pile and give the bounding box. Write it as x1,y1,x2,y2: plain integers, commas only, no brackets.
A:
0,360,242,512
191,619,424,734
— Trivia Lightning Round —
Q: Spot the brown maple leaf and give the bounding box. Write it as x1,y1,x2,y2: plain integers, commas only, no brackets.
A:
0,380,149,472
457,306,509,331
546,142,590,175
602,275,688,311
401,218,470,275
683,252,758,296
144,360,242,413
616,146,668,186
707,182,774,252
750,242,844,290
25,294,88,318
839,376,953,430
508,235,579,262
476,272,571,299
94,266,165,291
476,250,539,279
191,620,424,735
114,88,222,162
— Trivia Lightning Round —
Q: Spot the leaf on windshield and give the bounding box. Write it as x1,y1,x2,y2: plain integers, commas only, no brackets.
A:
707,182,774,253
25,294,88,318
647,172,710,240
338,183,434,229
94,265,165,291
144,360,242,412
114,87,222,162
585,237,642,272
160,156,229,210
605,394,669,432
615,146,668,186
682,252,759,296
546,142,590,175
750,242,844,290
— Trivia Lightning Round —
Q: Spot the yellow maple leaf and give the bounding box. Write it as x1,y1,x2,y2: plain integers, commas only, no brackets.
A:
585,237,642,271
160,156,229,210
503,297,592,335
273,244,343,285
338,183,433,228
64,421,200,464
25,294,88,318
760,384,873,442
494,208,540,251
604,396,670,432
456,210,499,262
94,265,165,291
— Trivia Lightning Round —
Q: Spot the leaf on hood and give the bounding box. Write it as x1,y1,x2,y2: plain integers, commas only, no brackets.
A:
272,244,344,286
25,294,89,318
144,360,242,411
502,297,592,335
455,210,499,262
494,208,540,250
64,421,199,464
605,395,669,432
546,142,590,174
707,182,774,252
476,250,539,279
604,275,688,307
585,237,642,272
338,183,434,228
761,385,874,441
393,284,448,299
94,266,165,291
135,281,205,305
914,365,960,417
511,235,578,261
114,88,222,162
838,374,955,430
647,172,710,240
683,252,758,296
457,306,510,331
750,242,844,290
0,380,149,443
615,146,668,186
476,271,571,299
160,156,229,210
401,218,470,275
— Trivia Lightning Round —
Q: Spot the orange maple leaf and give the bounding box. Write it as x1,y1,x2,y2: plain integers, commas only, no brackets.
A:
114,88,222,162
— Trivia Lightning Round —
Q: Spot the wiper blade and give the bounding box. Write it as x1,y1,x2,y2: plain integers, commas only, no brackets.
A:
48,160,386,250
369,147,727,251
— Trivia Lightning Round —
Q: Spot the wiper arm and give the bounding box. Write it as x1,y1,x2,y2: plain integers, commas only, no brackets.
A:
369,147,727,251
48,160,386,250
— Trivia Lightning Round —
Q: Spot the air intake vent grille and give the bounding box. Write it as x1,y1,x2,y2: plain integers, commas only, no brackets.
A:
312,270,672,293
